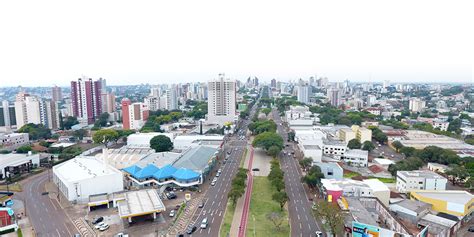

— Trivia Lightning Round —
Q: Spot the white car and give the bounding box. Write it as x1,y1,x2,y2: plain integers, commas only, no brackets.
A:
216,173,220,177
200,218,208,229
99,224,109,231
211,181,216,186
315,231,323,237
169,210,176,217
94,222,106,229
217,169,222,173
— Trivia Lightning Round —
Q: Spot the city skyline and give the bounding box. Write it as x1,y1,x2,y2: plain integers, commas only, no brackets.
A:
1,0,473,87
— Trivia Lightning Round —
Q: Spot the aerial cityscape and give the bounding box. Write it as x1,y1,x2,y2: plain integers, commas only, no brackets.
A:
1,1,473,237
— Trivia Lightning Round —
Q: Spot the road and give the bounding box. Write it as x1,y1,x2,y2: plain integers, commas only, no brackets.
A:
237,147,253,237
272,107,324,237
189,104,258,237
15,171,79,237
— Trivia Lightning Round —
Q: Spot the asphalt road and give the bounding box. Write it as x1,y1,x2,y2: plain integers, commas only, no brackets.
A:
15,171,79,237
189,107,257,237
273,108,324,237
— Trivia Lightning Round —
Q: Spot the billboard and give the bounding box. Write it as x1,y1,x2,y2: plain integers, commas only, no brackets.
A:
352,222,410,237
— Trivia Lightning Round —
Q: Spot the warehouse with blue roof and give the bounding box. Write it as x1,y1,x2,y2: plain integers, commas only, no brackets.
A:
122,145,218,188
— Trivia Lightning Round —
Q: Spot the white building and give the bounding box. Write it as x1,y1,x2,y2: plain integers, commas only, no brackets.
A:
163,87,178,111
285,105,312,122
0,133,29,151
0,153,40,180
367,94,377,106
432,119,449,131
341,149,368,167
321,178,390,206
396,170,447,193
127,133,175,148
297,84,310,104
409,98,426,112
52,155,124,202
327,88,342,107
322,140,347,158
207,74,236,126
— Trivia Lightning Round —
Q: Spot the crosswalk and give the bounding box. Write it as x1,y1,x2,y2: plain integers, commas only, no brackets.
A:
167,196,204,235
73,218,95,237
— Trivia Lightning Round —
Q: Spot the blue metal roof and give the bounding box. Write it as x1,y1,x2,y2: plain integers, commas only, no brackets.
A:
172,168,200,181
123,165,142,176
152,164,177,180
134,164,160,179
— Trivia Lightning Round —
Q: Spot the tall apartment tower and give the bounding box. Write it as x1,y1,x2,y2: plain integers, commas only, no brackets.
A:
71,77,102,124
207,74,236,125
327,88,342,107
0,101,16,128
121,98,149,130
51,86,63,102
163,87,178,110
297,82,310,104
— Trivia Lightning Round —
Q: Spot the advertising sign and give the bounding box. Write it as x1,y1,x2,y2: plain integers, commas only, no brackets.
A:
352,222,410,237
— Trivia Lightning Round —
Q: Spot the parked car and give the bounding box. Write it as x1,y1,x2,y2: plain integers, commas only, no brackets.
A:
115,233,129,237
198,202,204,208
315,231,323,237
211,181,216,186
186,225,197,234
468,226,474,232
217,169,222,173
169,210,176,217
92,216,104,225
99,224,109,231
94,222,106,229
216,172,220,177
200,218,208,229
166,192,177,199
252,168,260,171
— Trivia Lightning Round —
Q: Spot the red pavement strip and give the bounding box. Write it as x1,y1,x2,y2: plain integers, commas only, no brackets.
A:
238,147,254,237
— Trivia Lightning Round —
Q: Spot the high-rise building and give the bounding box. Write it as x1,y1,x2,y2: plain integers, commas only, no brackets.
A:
98,78,107,94
0,101,16,128
162,87,178,111
409,98,425,112
144,96,160,111
71,77,102,124
327,88,342,107
51,86,63,102
101,93,116,114
367,94,377,106
15,94,41,128
41,100,60,130
271,79,277,88
297,83,310,104
122,98,149,130
207,74,236,125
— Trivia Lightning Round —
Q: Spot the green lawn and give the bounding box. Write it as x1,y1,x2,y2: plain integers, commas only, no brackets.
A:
246,177,290,237
220,201,236,237
343,170,360,178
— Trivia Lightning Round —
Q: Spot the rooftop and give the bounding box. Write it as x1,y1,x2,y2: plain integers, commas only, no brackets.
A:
411,190,474,206
373,158,395,165
398,170,446,179
0,153,40,167
345,149,369,157
391,199,431,213
53,156,122,182
118,189,165,218
173,145,218,172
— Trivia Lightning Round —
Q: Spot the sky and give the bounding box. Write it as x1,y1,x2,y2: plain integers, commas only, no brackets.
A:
0,0,473,87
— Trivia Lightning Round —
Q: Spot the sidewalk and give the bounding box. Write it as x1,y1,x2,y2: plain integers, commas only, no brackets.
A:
228,142,253,237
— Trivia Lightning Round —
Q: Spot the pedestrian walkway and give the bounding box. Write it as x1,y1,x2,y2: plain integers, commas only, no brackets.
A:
168,195,204,235
229,145,254,237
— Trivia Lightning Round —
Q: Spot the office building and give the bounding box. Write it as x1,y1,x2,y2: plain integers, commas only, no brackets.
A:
396,170,447,193
341,149,369,167
339,125,372,144
121,98,149,130
0,101,16,128
207,74,236,125
70,77,102,124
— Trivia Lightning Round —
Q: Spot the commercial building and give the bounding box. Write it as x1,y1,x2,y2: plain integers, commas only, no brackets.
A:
70,77,103,124
121,98,150,130
126,133,174,148
52,155,124,202
409,97,425,112
118,189,165,223
396,170,447,193
314,162,343,180
0,207,18,233
395,130,474,153
321,178,390,206
0,153,40,180
410,190,474,221
284,105,313,122
427,162,449,174
123,145,218,188
0,133,29,151
207,74,236,126
341,149,368,167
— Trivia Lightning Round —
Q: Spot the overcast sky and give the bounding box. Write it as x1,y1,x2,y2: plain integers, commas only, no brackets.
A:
0,0,473,87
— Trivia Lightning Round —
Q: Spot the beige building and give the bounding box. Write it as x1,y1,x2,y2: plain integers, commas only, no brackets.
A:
339,125,372,144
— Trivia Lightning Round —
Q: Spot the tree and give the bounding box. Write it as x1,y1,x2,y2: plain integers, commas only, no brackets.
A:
266,212,284,231
97,112,110,127
261,108,272,116
272,191,289,211
312,201,345,236
18,123,52,140
16,145,32,154
287,131,295,142
92,129,119,148
361,141,375,151
252,132,284,152
447,118,462,134
299,157,313,170
62,116,79,130
301,166,324,188
446,164,469,185
149,135,173,152
73,129,88,140
400,146,416,157
268,145,281,157
347,139,361,149
392,141,403,152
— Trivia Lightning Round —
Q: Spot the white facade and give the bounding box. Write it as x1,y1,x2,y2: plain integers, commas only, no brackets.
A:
322,143,347,158
409,98,426,112
284,105,312,122
127,133,175,148
396,170,447,193
0,133,29,150
432,120,449,131
342,149,368,167
53,155,124,202
327,88,342,107
297,84,310,104
207,74,236,125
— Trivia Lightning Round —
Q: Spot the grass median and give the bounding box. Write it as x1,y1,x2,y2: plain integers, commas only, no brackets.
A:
246,177,290,237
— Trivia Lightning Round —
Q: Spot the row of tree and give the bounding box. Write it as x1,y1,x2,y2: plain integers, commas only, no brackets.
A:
248,120,277,135
268,159,288,211
347,139,376,151
228,168,248,206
